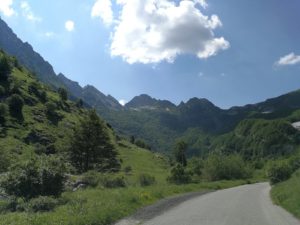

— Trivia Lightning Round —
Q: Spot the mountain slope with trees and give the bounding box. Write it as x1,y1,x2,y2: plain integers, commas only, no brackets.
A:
2,17,300,155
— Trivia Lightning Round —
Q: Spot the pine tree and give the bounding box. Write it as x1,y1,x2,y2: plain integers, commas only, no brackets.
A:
0,55,11,80
174,141,188,167
69,110,120,173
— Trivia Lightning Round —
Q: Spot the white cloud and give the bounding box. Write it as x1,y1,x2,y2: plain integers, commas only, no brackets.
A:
65,20,75,32
276,52,300,66
195,0,208,8
0,0,15,17
119,99,127,106
20,1,41,22
97,0,229,64
91,0,113,26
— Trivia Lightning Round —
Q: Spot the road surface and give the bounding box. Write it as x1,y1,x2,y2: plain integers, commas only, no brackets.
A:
115,183,300,225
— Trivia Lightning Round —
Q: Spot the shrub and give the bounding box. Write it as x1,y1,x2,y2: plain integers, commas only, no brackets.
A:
76,98,83,108
167,164,191,184
100,175,126,188
7,94,24,119
27,196,59,212
58,87,68,101
81,171,100,187
124,166,132,174
0,55,11,80
45,102,57,115
0,85,5,96
139,174,156,186
28,82,47,102
0,103,8,124
28,82,40,96
267,161,293,184
0,156,66,200
135,139,151,150
0,148,10,172
203,154,252,181
188,157,203,176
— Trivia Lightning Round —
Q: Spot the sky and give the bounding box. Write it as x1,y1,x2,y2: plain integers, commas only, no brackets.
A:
0,0,300,109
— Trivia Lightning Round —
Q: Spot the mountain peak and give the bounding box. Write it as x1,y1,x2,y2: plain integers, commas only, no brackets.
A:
125,94,176,110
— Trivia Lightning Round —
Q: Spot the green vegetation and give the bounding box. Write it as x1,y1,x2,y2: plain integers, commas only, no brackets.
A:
271,169,300,218
1,156,66,200
58,87,68,102
0,181,246,225
174,140,188,167
202,153,253,181
1,48,300,224
213,119,300,159
0,51,258,225
267,160,293,184
69,110,120,173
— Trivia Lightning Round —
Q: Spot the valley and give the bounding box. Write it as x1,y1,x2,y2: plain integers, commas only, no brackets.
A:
0,6,300,225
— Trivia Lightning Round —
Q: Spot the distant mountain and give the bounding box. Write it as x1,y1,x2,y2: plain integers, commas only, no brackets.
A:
0,17,62,87
57,73,121,110
2,16,300,154
82,85,122,110
126,94,176,110
0,17,121,111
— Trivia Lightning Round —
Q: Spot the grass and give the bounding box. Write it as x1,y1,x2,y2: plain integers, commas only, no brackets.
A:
0,180,248,225
0,53,263,225
271,169,300,218
0,140,251,225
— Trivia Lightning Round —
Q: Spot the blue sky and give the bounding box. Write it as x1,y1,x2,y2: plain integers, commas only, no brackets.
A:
1,0,300,108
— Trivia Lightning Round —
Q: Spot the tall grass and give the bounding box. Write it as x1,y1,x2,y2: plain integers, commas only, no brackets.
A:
271,169,300,218
0,180,247,225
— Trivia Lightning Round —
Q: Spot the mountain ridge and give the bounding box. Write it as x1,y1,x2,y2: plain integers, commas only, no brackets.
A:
2,16,300,153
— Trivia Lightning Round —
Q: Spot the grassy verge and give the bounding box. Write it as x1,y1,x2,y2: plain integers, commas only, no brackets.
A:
0,180,248,225
271,169,300,218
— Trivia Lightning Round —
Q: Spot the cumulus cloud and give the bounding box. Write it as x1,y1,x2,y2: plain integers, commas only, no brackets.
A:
20,1,41,22
91,0,114,26
0,0,15,17
65,20,75,32
275,52,300,66
94,0,229,64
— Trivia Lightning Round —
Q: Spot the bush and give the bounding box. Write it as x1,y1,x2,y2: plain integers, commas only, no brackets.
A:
100,175,126,188
124,166,132,174
135,139,151,150
58,87,68,101
139,174,156,186
27,196,59,212
0,148,10,172
0,85,5,96
28,82,47,102
0,156,66,200
45,102,57,115
167,164,191,184
81,171,100,188
0,103,8,124
267,161,293,184
203,154,252,181
7,94,24,119
0,55,11,80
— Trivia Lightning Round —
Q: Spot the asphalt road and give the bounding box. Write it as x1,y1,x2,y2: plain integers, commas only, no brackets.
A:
116,183,300,225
